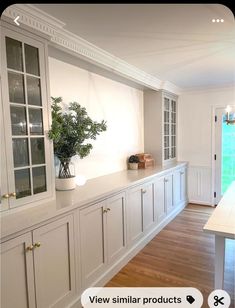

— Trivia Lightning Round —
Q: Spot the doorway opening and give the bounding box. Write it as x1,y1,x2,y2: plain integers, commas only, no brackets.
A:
214,106,235,204
221,115,235,194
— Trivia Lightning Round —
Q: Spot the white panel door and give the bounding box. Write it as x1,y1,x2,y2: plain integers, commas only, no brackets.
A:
106,192,126,264
1,233,36,308
33,215,76,308
142,182,155,232
128,186,143,244
80,201,107,288
165,174,173,213
155,176,167,223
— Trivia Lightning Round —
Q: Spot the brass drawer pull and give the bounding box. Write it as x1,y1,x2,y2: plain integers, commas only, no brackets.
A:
103,209,108,214
107,208,111,212
164,179,169,183
9,192,16,198
26,245,34,252
180,171,184,175
2,193,10,199
141,189,147,194
33,242,41,248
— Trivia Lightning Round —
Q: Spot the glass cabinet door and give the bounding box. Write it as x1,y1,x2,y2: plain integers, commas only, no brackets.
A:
1,27,52,210
0,101,9,211
164,97,170,160
163,96,177,162
170,99,177,159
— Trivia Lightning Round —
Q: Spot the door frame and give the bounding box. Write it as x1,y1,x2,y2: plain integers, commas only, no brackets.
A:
211,104,235,205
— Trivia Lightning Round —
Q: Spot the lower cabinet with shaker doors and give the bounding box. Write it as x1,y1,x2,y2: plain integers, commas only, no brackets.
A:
155,167,186,224
173,167,187,208
164,173,174,214
1,214,76,308
128,181,155,246
79,192,126,289
154,175,167,223
1,163,187,308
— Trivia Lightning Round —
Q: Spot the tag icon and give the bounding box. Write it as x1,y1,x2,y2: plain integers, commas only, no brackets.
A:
186,295,195,304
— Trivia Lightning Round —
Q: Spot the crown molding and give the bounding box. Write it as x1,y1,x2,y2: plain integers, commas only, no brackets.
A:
180,83,235,94
160,81,181,95
2,4,180,95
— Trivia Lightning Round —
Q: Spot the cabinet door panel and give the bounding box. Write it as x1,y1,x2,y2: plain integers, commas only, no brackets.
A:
155,176,167,223
80,201,107,288
0,98,9,211
165,174,173,213
33,215,76,308
1,27,53,209
173,170,181,206
142,183,155,232
180,168,187,202
107,193,126,264
128,186,143,244
1,233,36,308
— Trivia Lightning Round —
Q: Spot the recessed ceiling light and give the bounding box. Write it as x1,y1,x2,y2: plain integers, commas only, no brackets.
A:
212,19,216,22
221,19,224,22
216,19,220,22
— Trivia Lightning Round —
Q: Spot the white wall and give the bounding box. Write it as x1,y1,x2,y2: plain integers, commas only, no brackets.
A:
48,57,144,180
178,86,235,205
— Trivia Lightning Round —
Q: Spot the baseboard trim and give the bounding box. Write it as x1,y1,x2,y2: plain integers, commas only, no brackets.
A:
189,200,213,206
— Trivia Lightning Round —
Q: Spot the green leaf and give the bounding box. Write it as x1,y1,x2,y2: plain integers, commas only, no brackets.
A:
48,97,107,173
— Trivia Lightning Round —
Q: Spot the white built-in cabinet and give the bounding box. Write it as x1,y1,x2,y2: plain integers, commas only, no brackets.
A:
128,182,155,245
1,233,36,308
154,173,174,222
0,24,53,211
144,90,178,165
154,176,167,223
80,192,126,289
1,164,187,308
0,22,187,308
173,167,187,206
164,173,174,213
1,214,76,308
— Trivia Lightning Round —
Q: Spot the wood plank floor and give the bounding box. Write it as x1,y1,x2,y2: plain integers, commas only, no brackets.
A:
106,204,235,307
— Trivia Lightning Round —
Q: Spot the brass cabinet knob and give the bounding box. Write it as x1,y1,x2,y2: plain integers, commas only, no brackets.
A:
1,193,10,199
103,209,108,214
180,171,184,175
141,189,147,194
33,242,41,248
9,192,16,198
107,208,111,211
26,245,34,252
164,179,169,183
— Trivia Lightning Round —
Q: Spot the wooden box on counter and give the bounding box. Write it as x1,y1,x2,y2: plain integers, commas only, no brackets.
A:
135,153,155,169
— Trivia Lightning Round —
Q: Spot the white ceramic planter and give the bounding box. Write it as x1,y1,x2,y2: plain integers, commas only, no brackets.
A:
55,176,76,191
129,162,139,170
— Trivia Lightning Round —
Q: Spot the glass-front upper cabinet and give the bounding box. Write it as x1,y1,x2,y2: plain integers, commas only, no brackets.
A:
1,26,53,211
163,96,177,163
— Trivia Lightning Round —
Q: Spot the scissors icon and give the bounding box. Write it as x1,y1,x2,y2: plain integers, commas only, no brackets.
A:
214,295,224,306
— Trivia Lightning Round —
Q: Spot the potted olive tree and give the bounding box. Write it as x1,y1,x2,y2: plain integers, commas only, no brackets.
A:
48,97,107,190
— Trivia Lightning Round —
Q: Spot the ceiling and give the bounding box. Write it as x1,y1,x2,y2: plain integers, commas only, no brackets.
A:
35,4,235,90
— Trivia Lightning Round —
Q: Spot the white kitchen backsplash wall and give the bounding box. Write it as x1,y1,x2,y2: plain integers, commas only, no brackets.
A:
178,85,235,205
48,57,144,180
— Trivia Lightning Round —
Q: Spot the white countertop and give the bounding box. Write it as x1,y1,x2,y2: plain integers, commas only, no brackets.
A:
204,181,235,238
0,162,187,240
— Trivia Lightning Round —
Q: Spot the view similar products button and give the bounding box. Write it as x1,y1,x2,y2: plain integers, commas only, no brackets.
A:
81,287,204,307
